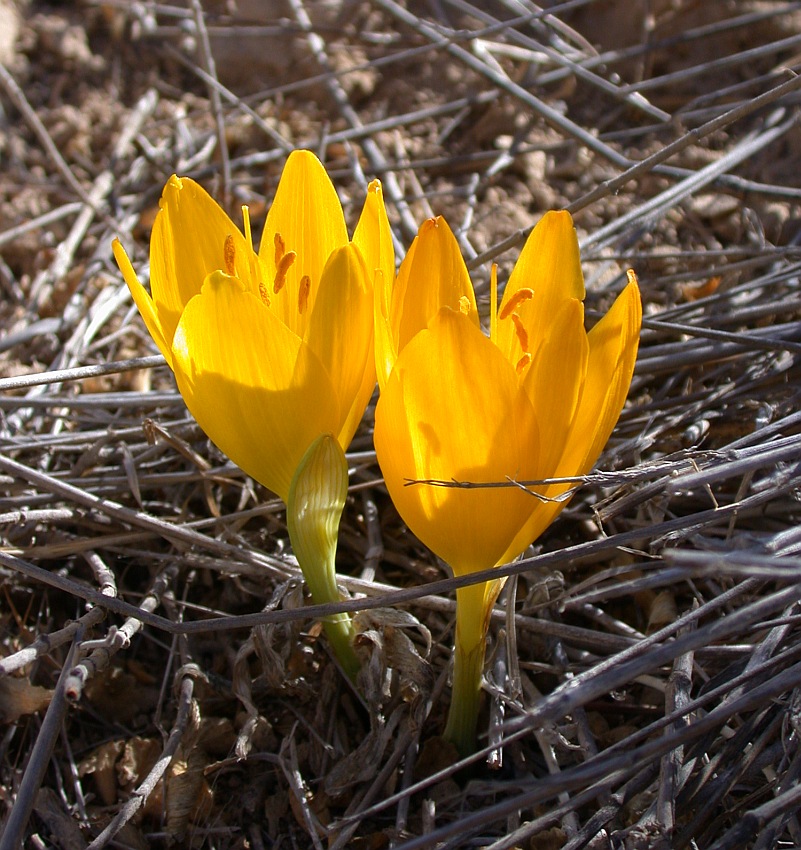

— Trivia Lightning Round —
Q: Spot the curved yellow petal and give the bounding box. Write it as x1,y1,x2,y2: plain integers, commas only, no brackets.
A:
562,277,642,476
496,210,585,367
259,150,349,338
375,308,539,576
498,277,641,563
171,270,341,502
354,179,397,390
149,175,253,350
520,297,588,476
392,217,479,357
353,178,395,297
305,244,374,449
374,266,396,392
113,237,172,367
496,300,588,563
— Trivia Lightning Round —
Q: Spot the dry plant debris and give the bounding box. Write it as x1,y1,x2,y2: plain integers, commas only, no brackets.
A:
2,1,801,848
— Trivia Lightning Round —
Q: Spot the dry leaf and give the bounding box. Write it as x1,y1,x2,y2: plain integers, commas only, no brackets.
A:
0,676,52,722
78,739,125,805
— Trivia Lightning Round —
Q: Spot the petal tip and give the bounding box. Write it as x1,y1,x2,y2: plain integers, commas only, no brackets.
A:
536,208,576,238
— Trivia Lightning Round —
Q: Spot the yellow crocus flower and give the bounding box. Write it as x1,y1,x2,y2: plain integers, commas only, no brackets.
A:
114,150,393,503
374,211,641,752
113,150,394,677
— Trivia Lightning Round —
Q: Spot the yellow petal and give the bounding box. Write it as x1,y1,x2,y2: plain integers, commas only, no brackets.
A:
374,265,396,392
354,179,397,389
304,244,374,449
150,175,254,350
259,150,349,338
496,210,584,367
375,308,539,576
562,276,642,476
353,178,395,297
171,270,341,502
519,298,588,476
392,217,479,357
498,277,641,563
497,300,588,563
113,237,172,367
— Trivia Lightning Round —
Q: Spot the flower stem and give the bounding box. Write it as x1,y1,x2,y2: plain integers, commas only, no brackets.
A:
320,614,359,681
287,434,360,680
443,582,490,756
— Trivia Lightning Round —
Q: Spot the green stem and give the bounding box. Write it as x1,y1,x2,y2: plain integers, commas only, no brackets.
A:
287,435,360,680
443,583,490,756
320,615,359,681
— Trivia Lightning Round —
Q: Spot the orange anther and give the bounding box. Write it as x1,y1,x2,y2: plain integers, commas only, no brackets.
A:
273,250,297,294
298,275,311,314
258,282,271,306
515,352,532,375
224,235,236,276
510,312,529,354
274,232,286,267
499,288,534,320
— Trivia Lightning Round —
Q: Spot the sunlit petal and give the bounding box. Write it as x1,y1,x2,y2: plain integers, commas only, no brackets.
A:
374,267,396,392
259,150,349,337
112,238,172,366
497,300,588,564
519,297,588,476
171,270,341,502
392,217,479,356
496,210,584,367
375,308,539,576
148,176,254,349
354,179,397,389
561,277,642,476
305,244,374,449
498,278,641,564
353,178,395,297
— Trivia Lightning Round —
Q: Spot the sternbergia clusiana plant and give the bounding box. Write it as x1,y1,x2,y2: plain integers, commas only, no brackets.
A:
373,211,641,753
113,150,394,679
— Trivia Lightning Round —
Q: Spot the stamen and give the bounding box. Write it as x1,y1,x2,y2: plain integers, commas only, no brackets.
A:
510,312,529,354
490,263,498,345
458,296,470,315
515,352,532,375
627,268,638,286
274,233,286,267
499,287,534,320
258,282,271,306
223,235,236,276
273,250,297,294
298,275,311,314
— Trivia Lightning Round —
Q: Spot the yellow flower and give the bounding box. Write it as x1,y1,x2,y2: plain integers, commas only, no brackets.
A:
374,211,641,752
113,151,394,679
113,150,393,503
